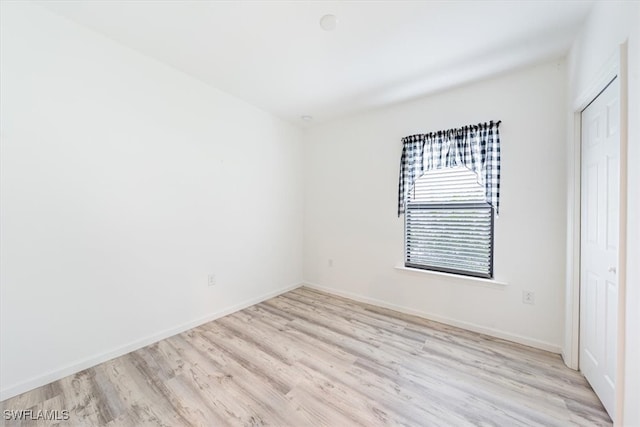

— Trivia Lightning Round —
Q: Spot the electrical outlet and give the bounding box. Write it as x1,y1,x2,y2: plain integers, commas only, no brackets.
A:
522,291,535,305
208,274,216,287
328,259,333,267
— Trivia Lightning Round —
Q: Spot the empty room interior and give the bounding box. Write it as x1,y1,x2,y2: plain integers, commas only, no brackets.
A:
1,0,639,426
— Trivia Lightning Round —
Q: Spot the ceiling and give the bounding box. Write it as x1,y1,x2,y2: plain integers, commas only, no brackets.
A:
36,1,594,126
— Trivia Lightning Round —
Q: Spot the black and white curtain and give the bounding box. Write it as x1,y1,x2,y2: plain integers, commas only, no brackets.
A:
398,120,501,216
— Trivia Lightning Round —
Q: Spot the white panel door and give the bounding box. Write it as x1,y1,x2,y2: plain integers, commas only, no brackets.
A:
580,77,620,420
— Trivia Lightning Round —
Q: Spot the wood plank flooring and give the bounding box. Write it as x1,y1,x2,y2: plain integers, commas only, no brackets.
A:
0,286,611,426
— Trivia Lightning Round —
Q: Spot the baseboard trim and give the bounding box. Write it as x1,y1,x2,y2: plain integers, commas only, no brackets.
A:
303,282,562,354
0,282,303,402
560,349,578,371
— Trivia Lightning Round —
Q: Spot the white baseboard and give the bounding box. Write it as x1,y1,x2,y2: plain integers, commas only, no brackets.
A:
0,282,303,402
303,282,562,354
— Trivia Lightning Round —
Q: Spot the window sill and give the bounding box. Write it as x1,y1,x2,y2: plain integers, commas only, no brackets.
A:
394,264,508,287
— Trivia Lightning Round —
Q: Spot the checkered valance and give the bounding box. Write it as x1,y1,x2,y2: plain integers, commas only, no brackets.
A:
398,120,501,216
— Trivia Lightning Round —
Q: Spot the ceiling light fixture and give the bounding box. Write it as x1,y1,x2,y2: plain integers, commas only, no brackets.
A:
301,115,313,122
319,14,337,31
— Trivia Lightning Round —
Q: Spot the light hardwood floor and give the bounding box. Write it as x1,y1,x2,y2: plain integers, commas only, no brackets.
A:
1,287,611,426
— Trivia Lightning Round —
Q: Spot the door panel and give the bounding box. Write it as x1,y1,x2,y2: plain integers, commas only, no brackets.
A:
583,272,599,365
606,156,618,250
605,279,617,387
586,164,599,244
580,76,619,420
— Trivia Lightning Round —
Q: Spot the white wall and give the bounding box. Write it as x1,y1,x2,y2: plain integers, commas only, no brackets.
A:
303,60,568,352
565,1,640,425
0,2,303,400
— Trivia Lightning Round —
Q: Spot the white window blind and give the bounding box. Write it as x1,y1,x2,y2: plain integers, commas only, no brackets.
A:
405,166,494,278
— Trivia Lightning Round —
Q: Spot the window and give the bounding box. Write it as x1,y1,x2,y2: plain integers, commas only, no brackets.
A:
405,166,494,278
398,120,500,279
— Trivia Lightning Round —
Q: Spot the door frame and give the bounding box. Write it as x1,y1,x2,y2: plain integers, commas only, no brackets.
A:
566,42,629,422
